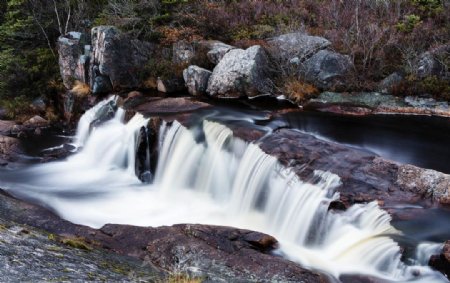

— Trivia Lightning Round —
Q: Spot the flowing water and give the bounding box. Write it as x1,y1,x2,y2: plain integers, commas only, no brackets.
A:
0,98,448,282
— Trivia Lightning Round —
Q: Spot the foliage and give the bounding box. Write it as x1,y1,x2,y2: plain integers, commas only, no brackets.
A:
283,78,319,103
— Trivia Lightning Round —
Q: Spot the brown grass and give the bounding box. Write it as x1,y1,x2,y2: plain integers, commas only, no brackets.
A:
71,81,91,98
283,78,319,103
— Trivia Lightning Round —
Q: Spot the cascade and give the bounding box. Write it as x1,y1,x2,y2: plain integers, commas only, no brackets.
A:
0,98,446,283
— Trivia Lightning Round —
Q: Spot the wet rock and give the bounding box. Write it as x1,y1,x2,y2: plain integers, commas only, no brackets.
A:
257,129,450,208
268,32,331,62
377,72,404,94
183,65,212,96
92,73,113,94
57,32,89,89
135,126,152,183
122,91,146,109
90,26,154,93
173,40,195,64
135,97,211,115
0,135,23,161
157,77,186,93
302,50,353,90
429,240,450,278
90,99,117,129
207,45,271,98
0,191,325,283
204,41,236,65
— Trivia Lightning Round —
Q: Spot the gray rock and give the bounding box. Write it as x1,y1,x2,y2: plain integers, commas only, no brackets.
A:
416,51,445,78
302,50,353,89
23,115,48,127
268,32,331,61
57,32,89,89
0,108,7,120
90,26,154,93
183,66,212,96
173,40,195,64
205,41,236,65
92,74,113,94
0,135,23,161
157,77,186,93
31,97,46,113
207,46,271,98
378,72,404,94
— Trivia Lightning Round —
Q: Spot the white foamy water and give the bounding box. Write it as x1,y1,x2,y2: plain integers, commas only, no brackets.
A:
1,99,447,282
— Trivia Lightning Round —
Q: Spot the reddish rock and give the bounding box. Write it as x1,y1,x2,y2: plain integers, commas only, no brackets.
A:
135,97,211,115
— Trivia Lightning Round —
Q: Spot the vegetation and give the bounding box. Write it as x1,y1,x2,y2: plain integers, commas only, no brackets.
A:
0,0,448,116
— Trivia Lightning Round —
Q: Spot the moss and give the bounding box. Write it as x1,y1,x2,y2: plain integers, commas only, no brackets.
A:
60,237,92,251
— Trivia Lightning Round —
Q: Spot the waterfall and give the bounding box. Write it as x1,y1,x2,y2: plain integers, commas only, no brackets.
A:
1,99,447,283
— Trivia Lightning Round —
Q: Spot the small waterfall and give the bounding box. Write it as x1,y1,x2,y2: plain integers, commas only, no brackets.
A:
1,99,447,283
74,95,119,147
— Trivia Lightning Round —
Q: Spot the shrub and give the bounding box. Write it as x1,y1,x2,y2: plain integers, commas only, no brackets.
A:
71,81,91,98
282,78,319,104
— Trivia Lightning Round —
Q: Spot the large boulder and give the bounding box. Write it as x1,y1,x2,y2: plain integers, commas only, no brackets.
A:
204,41,236,65
90,26,154,94
429,240,450,278
377,72,404,94
57,32,90,89
268,32,331,62
183,65,212,96
207,46,271,98
302,50,353,89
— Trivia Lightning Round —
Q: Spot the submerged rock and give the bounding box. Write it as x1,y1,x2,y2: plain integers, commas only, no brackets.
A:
207,45,271,98
183,65,212,96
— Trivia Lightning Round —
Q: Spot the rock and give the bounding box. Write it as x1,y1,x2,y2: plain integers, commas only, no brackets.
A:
57,32,89,89
90,99,117,129
396,164,450,204
92,73,113,94
0,190,325,283
135,97,211,115
183,65,212,96
90,26,154,93
306,92,450,117
30,97,47,113
302,50,353,90
205,41,236,65
429,240,450,278
207,45,271,98
0,108,6,120
378,72,404,94
173,40,195,65
268,32,331,61
255,128,450,208
0,120,16,136
156,77,185,93
0,135,23,161
23,115,48,128
416,51,445,78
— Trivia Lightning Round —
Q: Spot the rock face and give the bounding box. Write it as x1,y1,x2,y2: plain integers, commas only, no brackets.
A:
57,32,89,89
183,65,212,96
90,26,154,94
302,50,353,89
268,32,331,61
207,46,271,98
